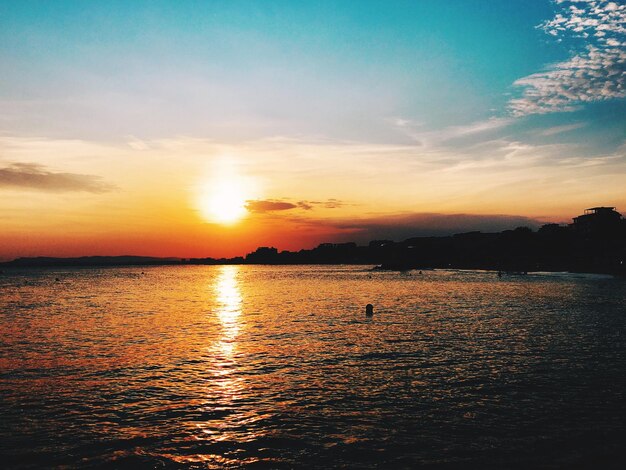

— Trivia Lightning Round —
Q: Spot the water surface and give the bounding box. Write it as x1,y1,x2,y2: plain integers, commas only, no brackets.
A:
1,266,625,468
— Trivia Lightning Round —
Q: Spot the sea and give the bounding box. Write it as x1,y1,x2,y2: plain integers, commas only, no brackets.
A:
1,265,625,469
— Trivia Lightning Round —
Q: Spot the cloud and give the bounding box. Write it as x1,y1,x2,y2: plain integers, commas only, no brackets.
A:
246,198,346,213
0,163,113,193
297,201,314,210
445,118,515,137
323,198,344,209
296,199,347,210
537,122,587,136
510,0,625,116
246,200,298,212
391,116,513,146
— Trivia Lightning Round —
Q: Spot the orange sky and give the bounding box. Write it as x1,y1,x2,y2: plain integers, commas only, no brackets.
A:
1,136,623,260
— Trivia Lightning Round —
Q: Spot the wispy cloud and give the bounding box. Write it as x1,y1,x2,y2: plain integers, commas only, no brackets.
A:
246,198,346,213
392,117,514,146
246,200,298,212
510,0,626,115
0,163,113,193
323,198,344,209
537,122,587,136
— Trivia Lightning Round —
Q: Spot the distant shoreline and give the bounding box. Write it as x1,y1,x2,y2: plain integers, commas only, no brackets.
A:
2,207,625,276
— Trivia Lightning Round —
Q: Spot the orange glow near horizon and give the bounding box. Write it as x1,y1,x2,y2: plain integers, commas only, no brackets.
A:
0,209,359,261
0,136,624,262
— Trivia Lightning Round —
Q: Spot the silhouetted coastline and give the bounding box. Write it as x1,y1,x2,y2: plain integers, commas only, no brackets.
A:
2,207,625,275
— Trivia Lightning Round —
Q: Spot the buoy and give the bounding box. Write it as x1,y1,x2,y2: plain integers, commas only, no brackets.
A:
365,304,374,316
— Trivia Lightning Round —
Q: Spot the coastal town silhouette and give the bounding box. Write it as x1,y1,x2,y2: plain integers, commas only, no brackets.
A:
3,206,624,276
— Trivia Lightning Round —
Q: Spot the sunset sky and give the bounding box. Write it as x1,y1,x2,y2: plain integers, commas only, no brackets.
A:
1,0,625,259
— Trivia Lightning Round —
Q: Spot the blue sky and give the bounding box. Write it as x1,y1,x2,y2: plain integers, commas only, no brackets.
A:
1,1,623,143
0,0,625,257
0,0,592,139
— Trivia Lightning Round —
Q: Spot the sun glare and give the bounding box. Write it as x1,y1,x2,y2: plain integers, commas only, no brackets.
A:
202,181,248,224
196,157,258,225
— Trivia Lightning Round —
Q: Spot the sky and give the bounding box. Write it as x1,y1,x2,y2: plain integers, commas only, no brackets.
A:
0,0,625,259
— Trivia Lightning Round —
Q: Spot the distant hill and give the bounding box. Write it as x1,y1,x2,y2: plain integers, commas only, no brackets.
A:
0,256,182,267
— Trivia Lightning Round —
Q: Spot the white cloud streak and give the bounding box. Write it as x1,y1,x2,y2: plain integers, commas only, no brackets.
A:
537,122,587,135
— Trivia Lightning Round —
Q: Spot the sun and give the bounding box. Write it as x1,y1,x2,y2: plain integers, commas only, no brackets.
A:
201,181,248,224
196,157,258,225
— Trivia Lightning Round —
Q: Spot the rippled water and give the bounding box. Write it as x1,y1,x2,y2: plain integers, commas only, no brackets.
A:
1,266,625,468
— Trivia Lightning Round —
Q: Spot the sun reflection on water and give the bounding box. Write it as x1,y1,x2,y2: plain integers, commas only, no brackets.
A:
192,265,251,462
214,265,242,361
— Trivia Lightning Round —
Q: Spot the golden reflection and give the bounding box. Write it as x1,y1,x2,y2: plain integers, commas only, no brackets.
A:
214,265,242,359
190,264,273,458
192,265,247,456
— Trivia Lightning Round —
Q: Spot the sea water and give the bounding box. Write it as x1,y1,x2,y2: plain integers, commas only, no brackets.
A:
1,266,625,468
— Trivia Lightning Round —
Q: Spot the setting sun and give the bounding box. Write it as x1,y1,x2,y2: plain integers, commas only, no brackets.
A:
201,181,248,224
196,157,259,225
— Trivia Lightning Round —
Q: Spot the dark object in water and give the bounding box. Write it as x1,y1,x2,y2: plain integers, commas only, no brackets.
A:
366,304,374,316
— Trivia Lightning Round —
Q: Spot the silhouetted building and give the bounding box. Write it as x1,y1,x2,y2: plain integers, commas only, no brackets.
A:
572,207,622,236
